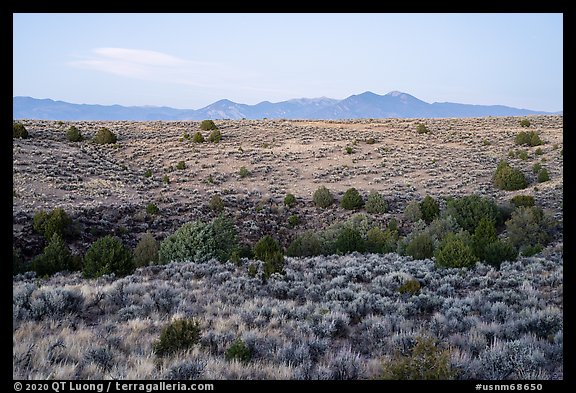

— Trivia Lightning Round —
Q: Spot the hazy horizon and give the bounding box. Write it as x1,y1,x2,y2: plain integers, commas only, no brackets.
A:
13,13,563,112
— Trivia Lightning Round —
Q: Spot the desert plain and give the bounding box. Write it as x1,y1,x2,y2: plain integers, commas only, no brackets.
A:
12,115,563,380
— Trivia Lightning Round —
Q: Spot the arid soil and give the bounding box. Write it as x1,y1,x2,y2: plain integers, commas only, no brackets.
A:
12,116,563,258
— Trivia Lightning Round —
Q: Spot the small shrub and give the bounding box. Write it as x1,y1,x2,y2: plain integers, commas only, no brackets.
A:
33,208,73,240
133,232,159,267
208,129,222,143
519,119,531,128
146,203,159,215
405,232,434,260
66,126,83,142
398,279,421,295
521,244,543,257
416,123,430,134
199,120,218,131
532,163,542,174
239,166,250,178
192,132,205,143
154,319,201,357
535,147,543,155
225,338,252,363
345,146,353,154
365,191,388,214
529,132,544,146
163,175,170,184
313,186,334,208
284,193,297,208
159,216,237,264
254,235,284,278
340,187,364,210
403,201,422,223
381,337,456,380
471,217,497,260
483,240,517,268
434,232,477,268
164,359,205,380
366,137,376,144
288,214,300,227
515,131,529,145
183,131,191,140
176,161,186,170
286,231,322,257
537,168,550,183
365,226,398,254
387,218,398,232
83,235,134,278
365,227,386,253
420,195,439,224
493,160,528,191
94,127,117,144
144,169,152,178
506,206,555,254
13,122,29,139
517,150,529,160
515,130,543,146
31,233,76,276
334,227,365,254
209,194,225,212
510,195,535,208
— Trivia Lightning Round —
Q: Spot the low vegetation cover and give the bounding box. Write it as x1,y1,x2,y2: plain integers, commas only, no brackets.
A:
133,232,159,267
364,191,387,214
284,193,297,208
32,233,79,277
313,186,334,208
208,129,222,143
153,318,201,357
158,215,237,264
416,123,430,134
13,248,562,379
94,127,117,144
209,194,225,212
13,122,29,139
193,132,205,143
66,126,83,142
340,187,363,210
515,130,543,146
33,208,74,240
200,120,218,131
493,161,528,191
253,235,284,278
11,117,562,380
83,235,134,278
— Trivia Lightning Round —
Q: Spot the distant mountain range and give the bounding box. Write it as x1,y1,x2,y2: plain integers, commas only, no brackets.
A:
12,91,560,121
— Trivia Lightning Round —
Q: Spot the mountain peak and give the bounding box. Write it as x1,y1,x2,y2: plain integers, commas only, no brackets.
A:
386,90,406,97
357,91,379,97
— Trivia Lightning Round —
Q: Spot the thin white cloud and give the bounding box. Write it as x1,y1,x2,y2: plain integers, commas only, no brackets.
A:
67,47,304,101
93,47,187,66
69,47,226,85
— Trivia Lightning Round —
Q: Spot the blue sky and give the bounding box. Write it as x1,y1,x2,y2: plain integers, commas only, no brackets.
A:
13,13,563,111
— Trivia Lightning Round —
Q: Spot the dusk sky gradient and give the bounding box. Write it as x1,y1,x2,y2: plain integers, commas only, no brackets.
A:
13,13,563,112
